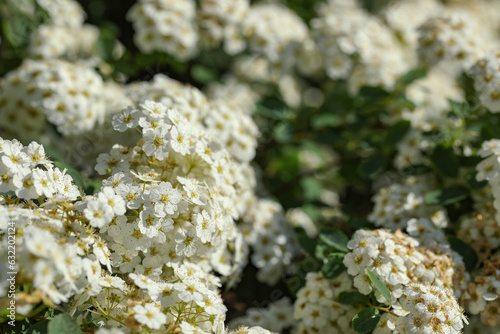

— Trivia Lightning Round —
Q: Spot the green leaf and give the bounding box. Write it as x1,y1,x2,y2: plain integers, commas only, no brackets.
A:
366,269,391,305
338,291,371,306
190,65,218,84
321,253,346,278
448,99,471,118
26,320,49,334
319,228,349,252
43,145,65,163
466,172,487,190
424,186,469,206
359,154,386,178
460,156,483,167
297,233,316,257
400,164,432,177
315,244,329,259
286,276,305,297
2,15,30,48
48,314,81,334
95,28,116,61
273,122,294,143
352,308,381,334
396,67,427,87
385,120,411,146
359,86,390,99
481,123,500,141
430,145,459,178
301,176,323,201
54,161,85,191
447,236,478,271
302,204,322,223
346,217,372,229
311,114,342,129
2,1,49,49
85,179,103,195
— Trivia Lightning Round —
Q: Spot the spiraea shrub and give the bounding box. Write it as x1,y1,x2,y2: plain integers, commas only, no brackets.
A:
2,0,500,333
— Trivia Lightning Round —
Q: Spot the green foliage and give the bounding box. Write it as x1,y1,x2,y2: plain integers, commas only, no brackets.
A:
1,1,49,49
311,114,342,129
448,236,478,271
338,291,371,306
352,308,381,334
395,67,428,88
425,185,469,206
430,145,460,178
359,154,387,179
384,120,411,147
95,26,117,62
190,64,218,84
366,269,392,305
297,233,316,257
53,161,86,192
26,320,49,334
47,314,81,334
321,253,346,278
318,228,349,253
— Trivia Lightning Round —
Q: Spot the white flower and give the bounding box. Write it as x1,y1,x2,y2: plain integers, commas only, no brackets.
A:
178,177,205,205
33,260,56,289
170,123,190,155
1,140,29,169
133,303,166,330
140,100,167,119
194,210,216,243
148,181,181,216
112,106,140,132
0,161,22,192
97,187,126,215
24,226,55,258
84,200,114,228
142,125,171,160
15,172,40,200
180,321,208,334
175,228,198,257
24,141,51,168
115,182,143,209
138,208,162,238
174,278,205,303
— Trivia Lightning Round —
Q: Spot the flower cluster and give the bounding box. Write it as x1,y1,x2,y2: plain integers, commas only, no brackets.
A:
476,140,500,223
126,74,259,163
403,68,463,132
127,0,199,60
240,199,299,285
0,59,105,139
464,249,500,327
396,283,468,334
28,24,99,63
228,298,294,332
197,0,248,54
458,205,499,263
469,52,500,113
311,0,407,93
368,176,448,230
343,228,467,303
241,3,309,73
37,0,85,27
0,138,98,309
293,272,359,334
417,12,480,70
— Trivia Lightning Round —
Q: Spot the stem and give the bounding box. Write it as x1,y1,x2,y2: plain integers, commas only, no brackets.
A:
27,303,48,318
91,296,107,316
